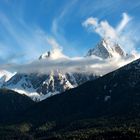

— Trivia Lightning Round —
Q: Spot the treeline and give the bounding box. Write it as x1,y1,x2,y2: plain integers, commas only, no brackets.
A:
0,118,140,140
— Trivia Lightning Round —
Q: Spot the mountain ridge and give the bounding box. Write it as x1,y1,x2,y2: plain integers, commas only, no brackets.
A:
22,57,140,123
1,38,137,101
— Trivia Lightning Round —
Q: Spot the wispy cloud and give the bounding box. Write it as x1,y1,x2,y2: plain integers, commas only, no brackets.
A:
0,13,54,63
51,0,82,56
82,12,139,53
83,17,117,40
52,0,78,34
116,13,132,33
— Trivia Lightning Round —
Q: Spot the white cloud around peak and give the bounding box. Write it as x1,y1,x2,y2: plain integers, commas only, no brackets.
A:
82,13,137,53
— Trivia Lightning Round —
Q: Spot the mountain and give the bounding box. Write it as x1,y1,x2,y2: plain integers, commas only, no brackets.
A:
23,58,140,122
0,70,15,86
39,49,68,60
0,89,34,122
10,57,139,139
1,39,136,101
86,39,135,59
0,58,140,139
2,68,97,101
3,71,97,101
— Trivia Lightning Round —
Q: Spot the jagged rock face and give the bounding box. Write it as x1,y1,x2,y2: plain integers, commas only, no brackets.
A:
0,70,15,86
36,72,74,95
2,45,99,101
39,51,51,60
114,45,125,57
3,71,97,101
86,39,126,59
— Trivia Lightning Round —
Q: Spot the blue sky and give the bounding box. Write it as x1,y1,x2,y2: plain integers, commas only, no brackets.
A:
0,0,140,64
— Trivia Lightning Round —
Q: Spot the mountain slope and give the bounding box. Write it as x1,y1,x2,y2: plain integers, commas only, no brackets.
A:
0,70,15,86
3,72,97,101
2,47,99,101
0,89,34,122
0,58,140,139
86,39,136,59
23,58,140,123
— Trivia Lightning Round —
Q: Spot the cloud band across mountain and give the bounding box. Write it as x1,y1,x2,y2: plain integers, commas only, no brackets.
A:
1,54,136,76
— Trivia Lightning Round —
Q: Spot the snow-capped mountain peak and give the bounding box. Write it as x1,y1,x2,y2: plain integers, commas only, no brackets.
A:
39,51,51,59
0,70,15,86
0,70,12,81
39,49,68,60
86,39,126,59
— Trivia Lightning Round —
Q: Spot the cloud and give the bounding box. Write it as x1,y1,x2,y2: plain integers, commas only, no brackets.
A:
44,37,68,60
47,37,62,52
0,13,54,63
51,0,77,36
82,13,138,53
51,0,82,57
82,17,98,28
82,17,117,41
116,13,132,33
0,27,138,76
1,49,137,76
0,12,77,63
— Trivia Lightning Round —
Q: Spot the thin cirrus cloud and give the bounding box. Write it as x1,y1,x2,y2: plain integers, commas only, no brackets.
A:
51,0,81,57
0,13,54,63
116,13,132,33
